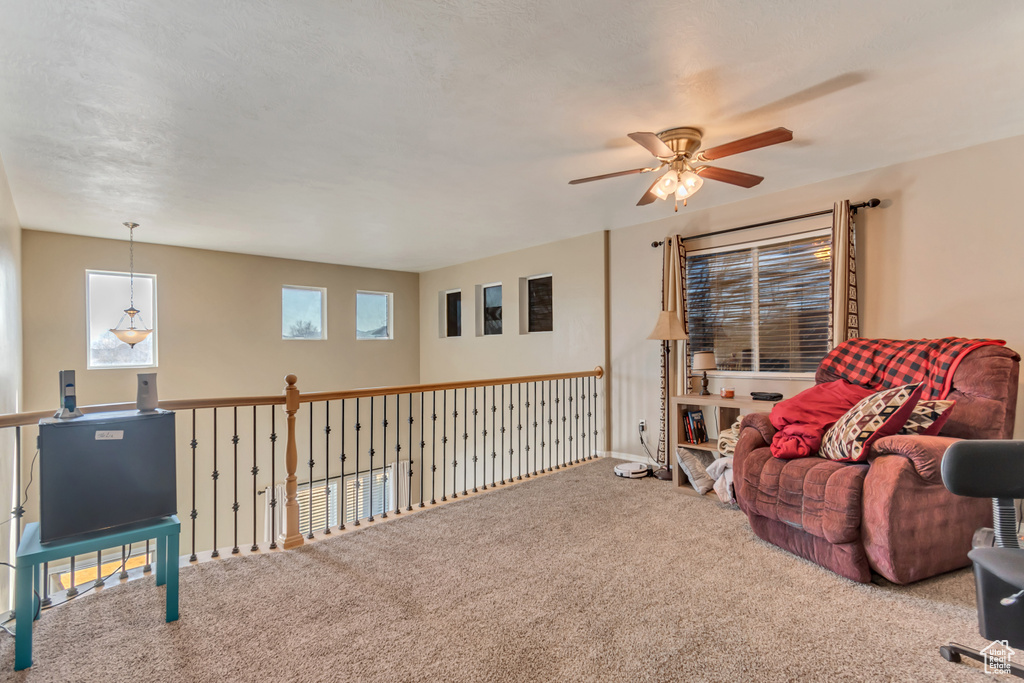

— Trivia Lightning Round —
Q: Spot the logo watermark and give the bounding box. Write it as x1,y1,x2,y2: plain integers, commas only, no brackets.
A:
982,640,1015,675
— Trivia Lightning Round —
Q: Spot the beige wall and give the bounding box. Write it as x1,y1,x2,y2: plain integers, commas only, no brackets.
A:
0,153,21,608
609,133,1024,456
21,231,420,409
418,232,607,384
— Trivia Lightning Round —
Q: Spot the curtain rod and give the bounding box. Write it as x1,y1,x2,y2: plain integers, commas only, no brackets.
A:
650,198,881,248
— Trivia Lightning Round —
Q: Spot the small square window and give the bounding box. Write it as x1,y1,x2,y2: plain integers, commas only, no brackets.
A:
445,290,461,337
86,270,157,369
357,291,393,340
483,284,502,335
282,286,326,340
528,275,553,332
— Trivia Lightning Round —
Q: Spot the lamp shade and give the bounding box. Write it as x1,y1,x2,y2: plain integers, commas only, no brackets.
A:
647,310,688,341
692,351,716,371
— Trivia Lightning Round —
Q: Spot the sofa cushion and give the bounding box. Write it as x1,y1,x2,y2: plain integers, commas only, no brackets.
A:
819,384,922,462
737,445,868,545
898,399,955,436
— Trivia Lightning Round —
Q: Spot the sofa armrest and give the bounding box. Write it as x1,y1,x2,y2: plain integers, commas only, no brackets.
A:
870,434,961,485
739,413,776,448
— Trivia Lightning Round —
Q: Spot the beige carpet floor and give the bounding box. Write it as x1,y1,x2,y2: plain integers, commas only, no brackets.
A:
0,458,997,682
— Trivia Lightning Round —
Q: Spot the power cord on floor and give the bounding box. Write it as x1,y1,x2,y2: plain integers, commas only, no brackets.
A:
638,423,658,466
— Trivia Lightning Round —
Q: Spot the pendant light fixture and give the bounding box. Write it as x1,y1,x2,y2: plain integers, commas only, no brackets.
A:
110,221,153,348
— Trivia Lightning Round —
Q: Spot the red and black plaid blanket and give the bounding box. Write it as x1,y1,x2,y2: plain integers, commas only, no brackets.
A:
818,337,1005,400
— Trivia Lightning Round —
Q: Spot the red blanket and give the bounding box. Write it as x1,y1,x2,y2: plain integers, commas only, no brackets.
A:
770,380,875,459
817,337,1005,400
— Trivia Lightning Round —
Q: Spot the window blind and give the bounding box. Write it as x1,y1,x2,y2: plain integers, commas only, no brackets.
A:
528,276,553,332
686,233,831,373
297,481,339,533
344,467,392,524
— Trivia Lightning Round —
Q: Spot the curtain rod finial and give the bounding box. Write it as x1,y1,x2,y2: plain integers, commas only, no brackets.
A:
651,240,664,248
867,198,881,208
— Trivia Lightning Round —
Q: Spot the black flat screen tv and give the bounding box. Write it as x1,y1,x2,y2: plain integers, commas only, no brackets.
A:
38,410,177,544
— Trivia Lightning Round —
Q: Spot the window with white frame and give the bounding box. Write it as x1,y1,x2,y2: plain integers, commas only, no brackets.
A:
443,289,461,338
686,230,831,374
86,270,157,369
356,290,393,340
482,283,502,335
282,285,327,340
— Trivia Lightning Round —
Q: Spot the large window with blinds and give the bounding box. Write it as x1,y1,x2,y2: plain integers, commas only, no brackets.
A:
686,230,831,374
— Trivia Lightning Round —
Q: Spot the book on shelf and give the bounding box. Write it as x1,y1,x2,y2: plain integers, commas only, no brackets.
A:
688,409,707,443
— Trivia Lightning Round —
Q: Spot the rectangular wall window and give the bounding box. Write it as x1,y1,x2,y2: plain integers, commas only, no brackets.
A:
282,285,327,340
356,291,393,340
483,284,502,335
445,290,461,337
86,270,157,369
686,230,831,374
527,275,553,332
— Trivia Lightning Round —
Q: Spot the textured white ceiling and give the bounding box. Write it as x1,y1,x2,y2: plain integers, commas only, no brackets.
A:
1,1,1023,271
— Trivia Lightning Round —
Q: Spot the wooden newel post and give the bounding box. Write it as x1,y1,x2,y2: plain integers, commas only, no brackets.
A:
282,374,304,550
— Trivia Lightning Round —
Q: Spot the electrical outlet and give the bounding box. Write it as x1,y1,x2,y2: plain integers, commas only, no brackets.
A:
639,420,646,432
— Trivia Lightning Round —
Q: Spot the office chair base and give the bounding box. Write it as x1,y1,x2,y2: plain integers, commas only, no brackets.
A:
940,642,1024,678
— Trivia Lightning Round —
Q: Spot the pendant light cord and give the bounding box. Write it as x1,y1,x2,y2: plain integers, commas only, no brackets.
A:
124,221,137,310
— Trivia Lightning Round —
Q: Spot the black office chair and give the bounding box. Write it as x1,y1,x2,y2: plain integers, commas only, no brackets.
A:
940,440,1024,677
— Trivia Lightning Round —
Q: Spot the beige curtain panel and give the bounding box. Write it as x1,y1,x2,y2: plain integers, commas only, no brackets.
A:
658,235,689,463
829,200,860,348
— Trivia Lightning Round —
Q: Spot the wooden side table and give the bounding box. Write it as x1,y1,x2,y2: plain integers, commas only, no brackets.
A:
15,515,180,670
670,394,783,491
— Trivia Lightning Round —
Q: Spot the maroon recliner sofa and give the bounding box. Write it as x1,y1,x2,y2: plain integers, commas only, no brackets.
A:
733,344,1020,584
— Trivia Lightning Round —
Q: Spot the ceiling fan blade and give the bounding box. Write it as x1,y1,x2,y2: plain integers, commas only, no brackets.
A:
697,127,793,161
636,176,662,206
696,166,764,188
628,132,674,158
568,167,653,185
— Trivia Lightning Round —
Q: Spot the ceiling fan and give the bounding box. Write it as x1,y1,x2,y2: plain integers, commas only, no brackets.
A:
569,127,793,211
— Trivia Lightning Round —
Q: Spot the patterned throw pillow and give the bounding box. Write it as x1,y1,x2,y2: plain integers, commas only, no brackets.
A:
899,399,955,436
819,384,923,462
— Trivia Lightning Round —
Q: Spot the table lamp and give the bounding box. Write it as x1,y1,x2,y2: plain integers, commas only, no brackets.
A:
692,351,716,395
648,310,688,480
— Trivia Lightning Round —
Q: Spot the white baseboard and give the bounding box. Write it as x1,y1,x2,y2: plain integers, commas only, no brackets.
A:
600,451,659,465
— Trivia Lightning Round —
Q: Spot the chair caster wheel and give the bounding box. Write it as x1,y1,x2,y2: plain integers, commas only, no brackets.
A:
939,646,961,663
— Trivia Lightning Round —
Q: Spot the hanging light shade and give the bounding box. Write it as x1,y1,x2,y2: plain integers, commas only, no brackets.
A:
110,222,153,349
675,170,704,199
651,170,679,200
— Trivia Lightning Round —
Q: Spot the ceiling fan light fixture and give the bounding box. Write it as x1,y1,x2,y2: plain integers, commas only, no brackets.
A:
675,170,704,199
651,170,679,200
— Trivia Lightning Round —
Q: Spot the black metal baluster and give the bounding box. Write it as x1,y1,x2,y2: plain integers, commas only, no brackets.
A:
585,377,591,460
593,379,599,458
451,391,460,499
212,409,219,558
14,426,22,550
41,561,50,607
500,384,506,485
190,410,198,561
324,402,332,533
524,383,531,478
430,392,437,505
408,394,415,512
232,407,240,553
462,388,469,496
393,397,401,516
473,388,479,493
565,378,573,471
553,382,560,470
491,386,497,487
517,383,524,480
541,383,548,472
120,545,128,580
508,385,515,481
270,409,278,549
339,400,346,530
252,406,260,550
419,393,425,508
307,402,315,538
368,397,376,521
145,539,152,573
354,398,361,526
574,377,581,464
441,390,448,502
382,395,389,518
